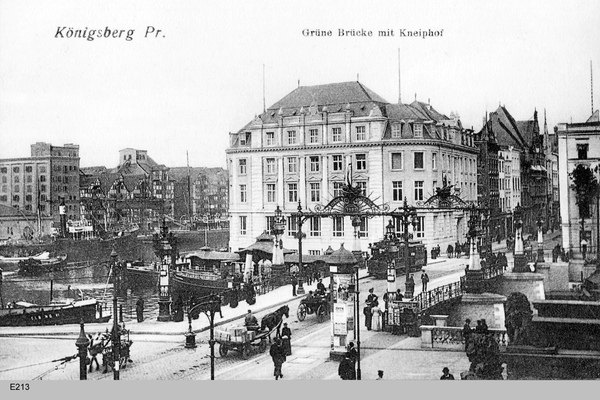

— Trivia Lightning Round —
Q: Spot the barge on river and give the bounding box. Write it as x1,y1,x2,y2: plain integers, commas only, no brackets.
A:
0,298,109,327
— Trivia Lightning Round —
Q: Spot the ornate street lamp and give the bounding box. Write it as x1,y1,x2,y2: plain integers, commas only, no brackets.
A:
272,205,290,289
384,220,399,295
188,294,222,380
536,213,545,262
394,198,418,298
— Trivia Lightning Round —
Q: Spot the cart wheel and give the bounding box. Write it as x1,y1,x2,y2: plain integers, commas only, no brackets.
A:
258,339,267,353
219,344,228,357
297,304,307,321
316,305,327,322
241,344,252,360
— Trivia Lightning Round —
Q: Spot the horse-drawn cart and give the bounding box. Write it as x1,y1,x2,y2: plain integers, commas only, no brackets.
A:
216,327,273,360
297,294,329,322
216,305,289,360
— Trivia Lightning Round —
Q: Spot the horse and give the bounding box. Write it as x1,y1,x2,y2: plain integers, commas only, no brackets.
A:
260,305,289,341
87,331,110,372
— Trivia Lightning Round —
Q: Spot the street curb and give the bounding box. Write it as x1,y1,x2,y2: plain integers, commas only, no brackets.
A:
0,274,373,338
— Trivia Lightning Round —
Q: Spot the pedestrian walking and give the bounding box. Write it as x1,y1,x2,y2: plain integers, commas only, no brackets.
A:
281,322,292,356
347,342,357,363
338,354,356,380
462,318,472,351
291,273,298,296
136,296,144,323
440,367,455,380
421,272,429,292
173,295,184,322
270,337,286,380
364,304,372,330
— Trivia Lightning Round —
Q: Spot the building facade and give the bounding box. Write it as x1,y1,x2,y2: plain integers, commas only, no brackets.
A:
557,110,600,258
0,142,80,235
226,81,478,254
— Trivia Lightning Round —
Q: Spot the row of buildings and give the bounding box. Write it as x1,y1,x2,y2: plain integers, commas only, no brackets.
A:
226,81,564,256
0,145,228,240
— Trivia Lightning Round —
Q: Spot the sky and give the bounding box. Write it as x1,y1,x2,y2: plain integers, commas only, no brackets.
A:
1,0,599,169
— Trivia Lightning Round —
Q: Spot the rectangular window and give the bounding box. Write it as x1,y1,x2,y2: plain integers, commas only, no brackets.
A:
391,123,401,138
432,153,437,170
414,152,424,169
287,157,297,173
577,144,589,160
287,216,298,236
392,181,403,201
0,195,6,202
26,185,32,193
240,184,247,203
309,217,321,236
391,153,404,171
332,216,344,237
310,182,321,202
239,132,250,146
414,181,424,201
332,155,343,171
25,166,32,173
13,167,19,173
0,167,6,173
266,183,276,203
333,182,344,197
288,183,298,203
238,159,247,175
414,124,423,138
332,127,342,142
356,182,367,196
265,158,276,174
266,132,275,146
41,185,46,192
414,216,425,238
265,216,275,234
25,194,32,202
358,217,368,238
287,130,297,145
308,250,321,256
309,129,319,144
309,156,320,172
356,126,366,141
355,154,366,171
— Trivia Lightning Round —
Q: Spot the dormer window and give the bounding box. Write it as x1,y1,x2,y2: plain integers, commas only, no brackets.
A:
391,123,401,138
266,132,275,146
240,132,250,146
414,124,423,138
356,126,366,141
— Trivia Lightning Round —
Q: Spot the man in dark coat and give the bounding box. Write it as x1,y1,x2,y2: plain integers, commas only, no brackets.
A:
440,367,455,380
316,278,326,295
281,322,292,356
338,354,356,380
421,272,429,292
270,338,286,380
173,295,184,322
136,296,144,323
462,318,472,351
291,273,298,296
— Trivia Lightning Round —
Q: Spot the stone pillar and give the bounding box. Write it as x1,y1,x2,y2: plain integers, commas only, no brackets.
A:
499,273,545,309
450,292,507,329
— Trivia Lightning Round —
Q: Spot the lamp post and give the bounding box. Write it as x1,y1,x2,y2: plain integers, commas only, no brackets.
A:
354,264,361,380
294,202,307,294
110,249,120,380
537,213,545,262
395,198,418,298
75,319,89,380
384,220,399,295
189,294,222,380
271,206,289,290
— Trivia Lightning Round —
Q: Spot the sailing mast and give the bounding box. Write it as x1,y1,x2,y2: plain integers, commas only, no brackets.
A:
187,151,192,229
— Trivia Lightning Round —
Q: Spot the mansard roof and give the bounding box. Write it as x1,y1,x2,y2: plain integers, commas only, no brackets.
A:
267,81,389,110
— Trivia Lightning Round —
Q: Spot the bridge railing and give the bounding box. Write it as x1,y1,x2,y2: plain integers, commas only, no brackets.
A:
420,325,509,351
414,276,466,313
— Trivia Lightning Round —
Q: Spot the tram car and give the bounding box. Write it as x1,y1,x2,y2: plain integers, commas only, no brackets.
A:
367,239,427,279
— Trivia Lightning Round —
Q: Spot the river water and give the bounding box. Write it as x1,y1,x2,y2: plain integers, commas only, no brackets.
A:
0,229,230,322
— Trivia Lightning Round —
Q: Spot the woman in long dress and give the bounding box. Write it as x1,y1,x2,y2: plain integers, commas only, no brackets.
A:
371,302,382,331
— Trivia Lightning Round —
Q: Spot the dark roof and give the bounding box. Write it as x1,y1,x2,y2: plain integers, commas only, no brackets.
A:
168,167,227,185
185,250,240,262
484,106,527,149
327,244,358,265
284,254,327,264
267,81,389,110
587,110,600,123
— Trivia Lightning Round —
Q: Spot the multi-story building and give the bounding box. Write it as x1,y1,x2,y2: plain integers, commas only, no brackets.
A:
480,106,547,238
544,111,560,231
170,167,229,228
79,148,174,232
226,81,478,254
557,110,600,258
0,142,80,233
476,116,501,242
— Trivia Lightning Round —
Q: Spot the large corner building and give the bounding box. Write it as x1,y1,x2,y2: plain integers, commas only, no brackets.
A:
226,81,478,254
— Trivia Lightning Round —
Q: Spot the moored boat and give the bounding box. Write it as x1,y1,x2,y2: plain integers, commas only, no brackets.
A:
0,298,110,327
17,254,68,276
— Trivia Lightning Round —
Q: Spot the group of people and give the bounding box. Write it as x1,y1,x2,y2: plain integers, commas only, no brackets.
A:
290,272,324,297
363,288,383,331
481,252,508,272
462,317,489,350
552,244,571,262
446,242,470,258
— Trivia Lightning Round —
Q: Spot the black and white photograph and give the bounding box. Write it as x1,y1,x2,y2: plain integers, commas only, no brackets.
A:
1,0,600,390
